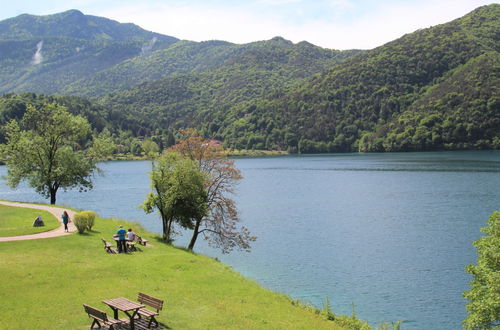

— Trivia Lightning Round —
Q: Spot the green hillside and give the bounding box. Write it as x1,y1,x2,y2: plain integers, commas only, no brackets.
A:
0,10,178,94
0,5,498,153
65,37,359,97
94,36,359,136
96,4,499,152
0,203,362,329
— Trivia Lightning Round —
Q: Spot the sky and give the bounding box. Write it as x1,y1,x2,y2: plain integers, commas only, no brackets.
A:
1,0,498,49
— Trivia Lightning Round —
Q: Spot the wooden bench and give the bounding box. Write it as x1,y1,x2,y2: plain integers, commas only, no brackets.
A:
136,235,148,246
83,304,125,329
102,238,117,254
126,240,136,251
137,292,164,328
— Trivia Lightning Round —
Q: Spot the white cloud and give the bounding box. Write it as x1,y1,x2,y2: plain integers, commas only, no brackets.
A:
256,0,302,5
95,0,496,49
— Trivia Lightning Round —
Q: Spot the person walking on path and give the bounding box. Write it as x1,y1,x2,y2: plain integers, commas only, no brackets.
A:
62,211,70,232
116,225,127,253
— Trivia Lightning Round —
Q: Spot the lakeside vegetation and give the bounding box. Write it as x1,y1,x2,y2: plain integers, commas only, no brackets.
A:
0,203,374,329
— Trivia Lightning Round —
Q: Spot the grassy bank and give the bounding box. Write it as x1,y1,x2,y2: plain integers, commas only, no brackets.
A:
0,203,369,329
0,204,59,236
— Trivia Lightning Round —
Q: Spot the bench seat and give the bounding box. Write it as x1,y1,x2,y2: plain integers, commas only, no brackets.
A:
83,304,124,329
137,292,163,328
102,238,118,254
136,235,148,246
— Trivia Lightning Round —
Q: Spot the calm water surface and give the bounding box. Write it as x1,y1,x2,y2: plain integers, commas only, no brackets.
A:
1,151,499,329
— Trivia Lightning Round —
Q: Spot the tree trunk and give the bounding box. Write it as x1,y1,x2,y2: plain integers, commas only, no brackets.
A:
166,219,173,243
188,219,201,251
50,189,57,205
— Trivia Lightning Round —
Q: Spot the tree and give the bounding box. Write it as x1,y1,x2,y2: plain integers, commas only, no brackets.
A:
1,103,112,204
463,211,500,329
171,129,256,253
141,152,208,242
141,138,160,157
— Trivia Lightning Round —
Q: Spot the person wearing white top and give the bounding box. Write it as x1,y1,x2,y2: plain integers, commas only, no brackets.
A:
127,228,136,241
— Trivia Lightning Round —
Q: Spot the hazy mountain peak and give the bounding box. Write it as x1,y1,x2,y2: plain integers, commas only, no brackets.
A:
0,9,178,43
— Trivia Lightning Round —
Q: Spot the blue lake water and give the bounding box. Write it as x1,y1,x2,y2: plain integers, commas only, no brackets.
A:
1,151,499,329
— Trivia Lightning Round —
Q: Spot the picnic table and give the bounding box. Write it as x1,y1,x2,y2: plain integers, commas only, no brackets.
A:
112,235,136,252
102,297,144,330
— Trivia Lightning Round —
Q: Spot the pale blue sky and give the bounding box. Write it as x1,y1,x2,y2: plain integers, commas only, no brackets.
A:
1,0,497,49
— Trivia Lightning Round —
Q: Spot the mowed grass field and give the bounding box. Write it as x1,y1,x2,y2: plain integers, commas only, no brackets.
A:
0,204,60,236
0,203,350,329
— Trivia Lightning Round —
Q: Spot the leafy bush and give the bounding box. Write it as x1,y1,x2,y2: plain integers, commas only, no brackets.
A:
81,211,96,231
73,211,97,234
73,213,87,234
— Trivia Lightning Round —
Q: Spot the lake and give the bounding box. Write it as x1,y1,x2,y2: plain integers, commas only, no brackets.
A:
1,151,499,329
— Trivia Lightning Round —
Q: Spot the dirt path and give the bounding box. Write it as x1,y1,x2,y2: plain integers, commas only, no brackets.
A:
0,201,77,242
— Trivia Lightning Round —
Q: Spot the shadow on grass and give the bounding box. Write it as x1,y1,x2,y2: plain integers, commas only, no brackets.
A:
153,236,171,245
114,318,171,329
152,236,197,255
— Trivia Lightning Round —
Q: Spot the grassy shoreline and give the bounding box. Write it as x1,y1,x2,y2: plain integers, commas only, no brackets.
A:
96,149,289,162
0,202,375,329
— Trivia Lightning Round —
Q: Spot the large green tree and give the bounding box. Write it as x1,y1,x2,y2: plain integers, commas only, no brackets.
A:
463,211,500,329
1,103,112,204
141,152,208,242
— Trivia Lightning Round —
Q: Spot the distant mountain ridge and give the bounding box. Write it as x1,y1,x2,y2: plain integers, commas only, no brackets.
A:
0,9,178,94
0,9,176,42
0,5,498,153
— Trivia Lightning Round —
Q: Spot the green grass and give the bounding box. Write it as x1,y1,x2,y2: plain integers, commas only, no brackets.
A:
0,204,60,237
0,203,351,329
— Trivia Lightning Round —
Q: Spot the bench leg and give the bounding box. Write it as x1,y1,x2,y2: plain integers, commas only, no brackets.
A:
90,318,100,329
148,316,158,328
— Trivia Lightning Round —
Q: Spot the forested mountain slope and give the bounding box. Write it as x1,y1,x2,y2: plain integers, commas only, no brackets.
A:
0,10,178,94
0,5,498,153
98,4,499,152
65,37,358,97
97,37,360,135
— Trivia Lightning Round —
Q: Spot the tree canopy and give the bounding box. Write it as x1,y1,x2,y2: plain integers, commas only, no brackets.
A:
141,152,208,242
463,211,500,329
1,102,112,204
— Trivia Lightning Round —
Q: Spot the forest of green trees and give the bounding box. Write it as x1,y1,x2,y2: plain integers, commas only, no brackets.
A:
0,5,498,154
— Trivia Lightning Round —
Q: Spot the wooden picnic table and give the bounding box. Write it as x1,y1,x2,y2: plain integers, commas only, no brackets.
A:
102,297,144,330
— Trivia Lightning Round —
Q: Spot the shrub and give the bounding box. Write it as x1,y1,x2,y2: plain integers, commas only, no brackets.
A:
73,211,97,234
73,213,87,234
80,211,96,231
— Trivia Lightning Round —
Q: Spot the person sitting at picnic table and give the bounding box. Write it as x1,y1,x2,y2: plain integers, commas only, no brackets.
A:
116,225,127,253
127,228,136,241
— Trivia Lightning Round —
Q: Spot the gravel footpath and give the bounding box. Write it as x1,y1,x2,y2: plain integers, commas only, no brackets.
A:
0,201,77,242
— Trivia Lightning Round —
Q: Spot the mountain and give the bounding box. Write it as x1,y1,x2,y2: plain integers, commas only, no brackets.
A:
0,10,359,98
95,37,360,134
64,37,360,98
95,4,499,152
0,5,498,153
0,10,178,94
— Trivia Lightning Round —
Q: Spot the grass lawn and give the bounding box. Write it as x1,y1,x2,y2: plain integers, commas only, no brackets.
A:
0,203,366,329
0,204,60,237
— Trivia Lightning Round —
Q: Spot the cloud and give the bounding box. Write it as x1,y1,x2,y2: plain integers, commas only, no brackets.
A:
96,0,494,50
256,0,302,5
